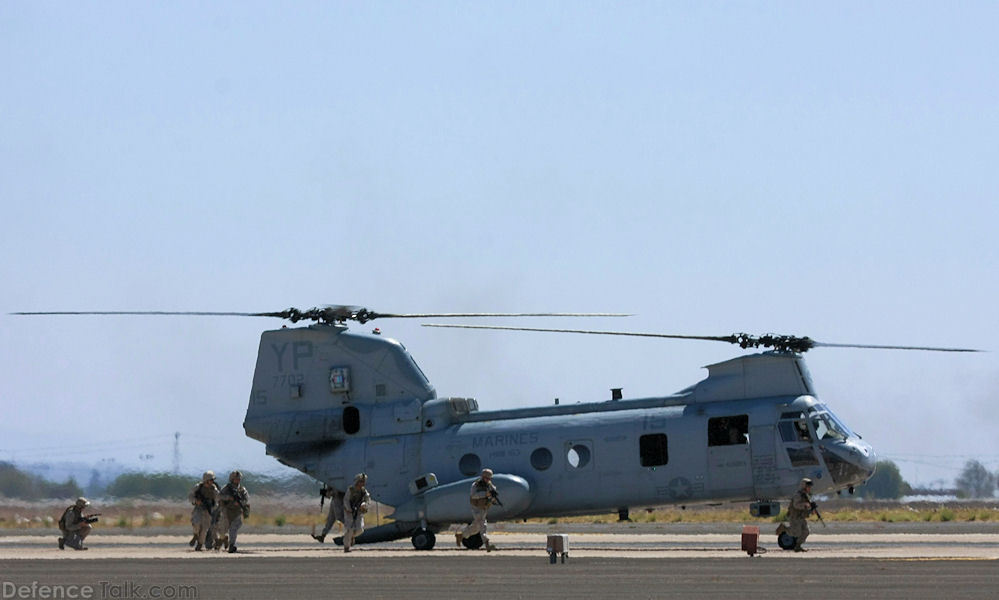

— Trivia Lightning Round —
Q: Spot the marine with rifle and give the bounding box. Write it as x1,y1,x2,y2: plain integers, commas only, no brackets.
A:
456,468,499,552
312,484,345,544
218,470,250,553
58,497,99,551
788,477,819,552
188,470,219,551
341,473,370,553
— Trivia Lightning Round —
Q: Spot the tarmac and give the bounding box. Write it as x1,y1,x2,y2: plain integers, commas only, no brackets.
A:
1,527,997,599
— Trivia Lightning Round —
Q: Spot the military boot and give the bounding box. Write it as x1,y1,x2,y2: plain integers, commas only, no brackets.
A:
57,537,65,550
486,542,498,552
312,534,326,543
189,535,196,547
455,532,463,548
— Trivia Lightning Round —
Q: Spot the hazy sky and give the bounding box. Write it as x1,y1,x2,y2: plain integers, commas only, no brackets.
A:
2,2,997,489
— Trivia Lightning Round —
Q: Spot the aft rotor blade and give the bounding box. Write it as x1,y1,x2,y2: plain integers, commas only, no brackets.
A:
423,324,984,354
810,341,982,353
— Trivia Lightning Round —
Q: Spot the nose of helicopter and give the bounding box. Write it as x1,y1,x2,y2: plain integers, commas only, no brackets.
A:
821,438,878,488
857,440,877,479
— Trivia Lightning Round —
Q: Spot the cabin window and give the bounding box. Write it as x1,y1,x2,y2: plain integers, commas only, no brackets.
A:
707,415,748,446
459,453,481,477
530,447,553,471
639,434,669,467
342,406,360,434
566,443,591,469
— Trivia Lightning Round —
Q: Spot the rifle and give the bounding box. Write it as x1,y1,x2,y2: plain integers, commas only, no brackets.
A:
488,489,503,507
810,502,827,528
228,487,249,518
320,484,331,510
83,513,101,524
349,496,365,521
195,484,216,511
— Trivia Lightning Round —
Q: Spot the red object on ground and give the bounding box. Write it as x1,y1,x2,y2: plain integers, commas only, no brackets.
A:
741,525,760,556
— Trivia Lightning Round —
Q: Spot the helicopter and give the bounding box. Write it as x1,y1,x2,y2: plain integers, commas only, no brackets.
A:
13,306,981,551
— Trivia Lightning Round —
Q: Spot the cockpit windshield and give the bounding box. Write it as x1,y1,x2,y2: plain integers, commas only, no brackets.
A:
815,404,855,437
811,412,850,441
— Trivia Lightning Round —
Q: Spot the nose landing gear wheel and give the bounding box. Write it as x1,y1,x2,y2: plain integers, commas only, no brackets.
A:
411,528,436,550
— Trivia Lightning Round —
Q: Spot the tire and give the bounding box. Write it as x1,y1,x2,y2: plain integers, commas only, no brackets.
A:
461,533,483,550
411,528,436,550
777,531,796,550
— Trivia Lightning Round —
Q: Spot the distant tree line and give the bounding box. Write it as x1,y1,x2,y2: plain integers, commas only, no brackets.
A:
854,459,997,499
0,462,83,500
954,460,996,498
4,458,995,501
855,460,912,499
104,470,319,498
1,462,322,500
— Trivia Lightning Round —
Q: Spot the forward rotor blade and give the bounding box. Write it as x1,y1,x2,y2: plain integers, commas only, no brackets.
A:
810,341,982,352
422,323,735,343
11,311,282,317
375,312,631,319
12,309,631,325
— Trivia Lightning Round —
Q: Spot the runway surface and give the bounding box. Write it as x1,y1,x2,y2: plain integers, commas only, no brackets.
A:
2,529,997,599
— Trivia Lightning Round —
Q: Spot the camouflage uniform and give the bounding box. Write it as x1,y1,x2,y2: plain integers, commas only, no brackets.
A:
458,469,498,551
206,503,225,551
787,480,814,551
341,474,370,552
219,471,250,553
58,498,93,551
188,471,218,551
314,488,345,543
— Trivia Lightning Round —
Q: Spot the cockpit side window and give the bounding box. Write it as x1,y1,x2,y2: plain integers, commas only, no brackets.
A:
778,419,812,442
795,420,811,441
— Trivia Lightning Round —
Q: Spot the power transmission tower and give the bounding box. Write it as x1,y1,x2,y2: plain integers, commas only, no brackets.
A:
173,432,180,474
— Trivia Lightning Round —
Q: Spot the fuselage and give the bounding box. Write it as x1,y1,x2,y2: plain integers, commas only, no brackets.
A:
244,325,876,526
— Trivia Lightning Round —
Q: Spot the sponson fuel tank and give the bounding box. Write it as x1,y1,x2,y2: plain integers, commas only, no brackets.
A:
392,474,532,523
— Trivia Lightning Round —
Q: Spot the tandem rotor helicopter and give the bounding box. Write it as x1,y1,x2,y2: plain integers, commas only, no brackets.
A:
14,306,982,550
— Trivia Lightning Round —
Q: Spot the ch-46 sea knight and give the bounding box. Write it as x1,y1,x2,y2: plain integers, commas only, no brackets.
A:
14,306,980,550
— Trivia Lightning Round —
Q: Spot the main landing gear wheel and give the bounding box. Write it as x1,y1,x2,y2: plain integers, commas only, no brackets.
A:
461,533,484,550
777,532,797,550
411,528,436,550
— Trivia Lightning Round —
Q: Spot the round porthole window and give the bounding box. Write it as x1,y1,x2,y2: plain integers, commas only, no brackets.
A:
530,447,553,471
459,453,481,476
567,444,591,468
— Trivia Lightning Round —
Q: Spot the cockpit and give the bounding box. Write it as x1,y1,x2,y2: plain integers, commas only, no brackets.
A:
778,398,876,490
